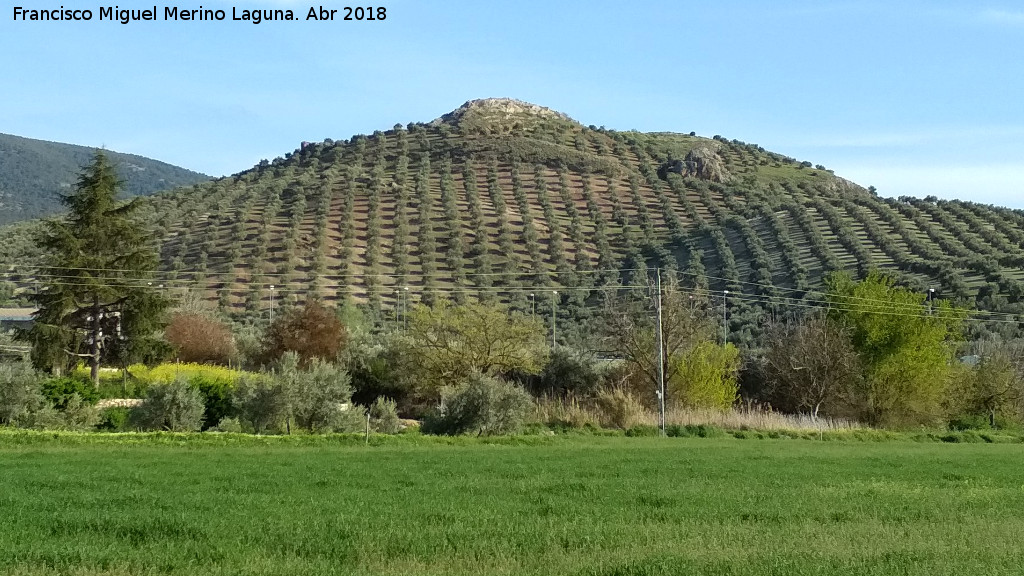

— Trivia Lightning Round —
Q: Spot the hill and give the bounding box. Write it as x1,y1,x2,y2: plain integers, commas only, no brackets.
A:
0,133,209,225
3,98,1024,344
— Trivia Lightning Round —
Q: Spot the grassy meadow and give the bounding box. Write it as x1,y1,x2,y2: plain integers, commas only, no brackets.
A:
2,434,1023,575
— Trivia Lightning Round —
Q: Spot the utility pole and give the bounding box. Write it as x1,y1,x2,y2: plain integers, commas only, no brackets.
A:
655,268,666,436
551,290,558,348
722,290,729,345
403,286,409,330
269,285,275,323
394,288,401,327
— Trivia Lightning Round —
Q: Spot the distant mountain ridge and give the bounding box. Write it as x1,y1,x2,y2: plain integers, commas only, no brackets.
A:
0,133,210,225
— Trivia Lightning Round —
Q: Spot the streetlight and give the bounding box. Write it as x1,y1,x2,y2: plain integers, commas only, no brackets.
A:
722,290,729,345
269,285,275,322
928,288,936,315
551,290,558,348
529,293,535,321
394,288,401,325
403,286,409,330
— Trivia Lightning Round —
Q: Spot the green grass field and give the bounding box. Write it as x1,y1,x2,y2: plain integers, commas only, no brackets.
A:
2,434,1023,575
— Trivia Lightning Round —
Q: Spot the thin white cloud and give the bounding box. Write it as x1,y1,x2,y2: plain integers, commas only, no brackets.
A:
978,8,1024,26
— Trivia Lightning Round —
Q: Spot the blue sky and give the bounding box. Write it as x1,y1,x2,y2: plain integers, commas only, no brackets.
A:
3,0,1023,207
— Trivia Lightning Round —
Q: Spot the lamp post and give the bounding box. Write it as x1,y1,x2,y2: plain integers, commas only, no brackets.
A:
551,291,558,348
928,288,935,315
269,285,275,323
403,286,409,330
722,290,729,345
529,293,535,321
394,288,401,326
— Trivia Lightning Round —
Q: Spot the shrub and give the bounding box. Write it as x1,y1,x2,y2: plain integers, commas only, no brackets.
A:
60,393,100,431
233,374,286,434
403,300,548,397
370,397,401,434
213,416,243,433
670,342,740,411
947,347,1024,430
128,363,244,429
287,358,356,433
130,377,206,432
190,374,235,430
165,313,237,365
521,347,605,398
595,387,646,430
332,406,367,434
422,373,533,436
41,377,99,410
0,362,45,426
18,404,63,430
278,352,358,432
347,333,414,412
260,300,347,367
97,406,131,432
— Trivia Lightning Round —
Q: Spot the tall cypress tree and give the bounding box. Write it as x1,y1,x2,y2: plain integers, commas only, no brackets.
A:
21,151,170,385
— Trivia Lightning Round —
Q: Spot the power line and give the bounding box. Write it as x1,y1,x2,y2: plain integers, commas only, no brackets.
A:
11,268,1017,320
4,260,1022,325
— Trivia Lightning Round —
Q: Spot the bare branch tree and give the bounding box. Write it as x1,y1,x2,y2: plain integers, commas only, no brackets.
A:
761,314,861,420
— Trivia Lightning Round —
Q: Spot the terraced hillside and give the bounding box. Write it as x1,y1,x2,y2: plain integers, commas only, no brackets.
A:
2,99,1023,343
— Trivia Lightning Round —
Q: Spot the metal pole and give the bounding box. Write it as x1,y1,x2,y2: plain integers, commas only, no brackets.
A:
722,290,729,345
655,268,666,436
270,285,275,323
551,291,558,348
530,293,535,321
928,288,935,316
403,286,409,330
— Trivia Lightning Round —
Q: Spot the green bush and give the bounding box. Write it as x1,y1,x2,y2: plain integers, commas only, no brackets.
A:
521,347,606,398
948,415,994,431
370,397,401,434
26,407,65,430
41,377,99,409
190,374,235,430
130,378,206,432
213,416,243,433
233,375,286,434
288,358,355,433
422,373,532,436
60,393,100,431
97,406,132,432
0,362,45,427
333,406,367,434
